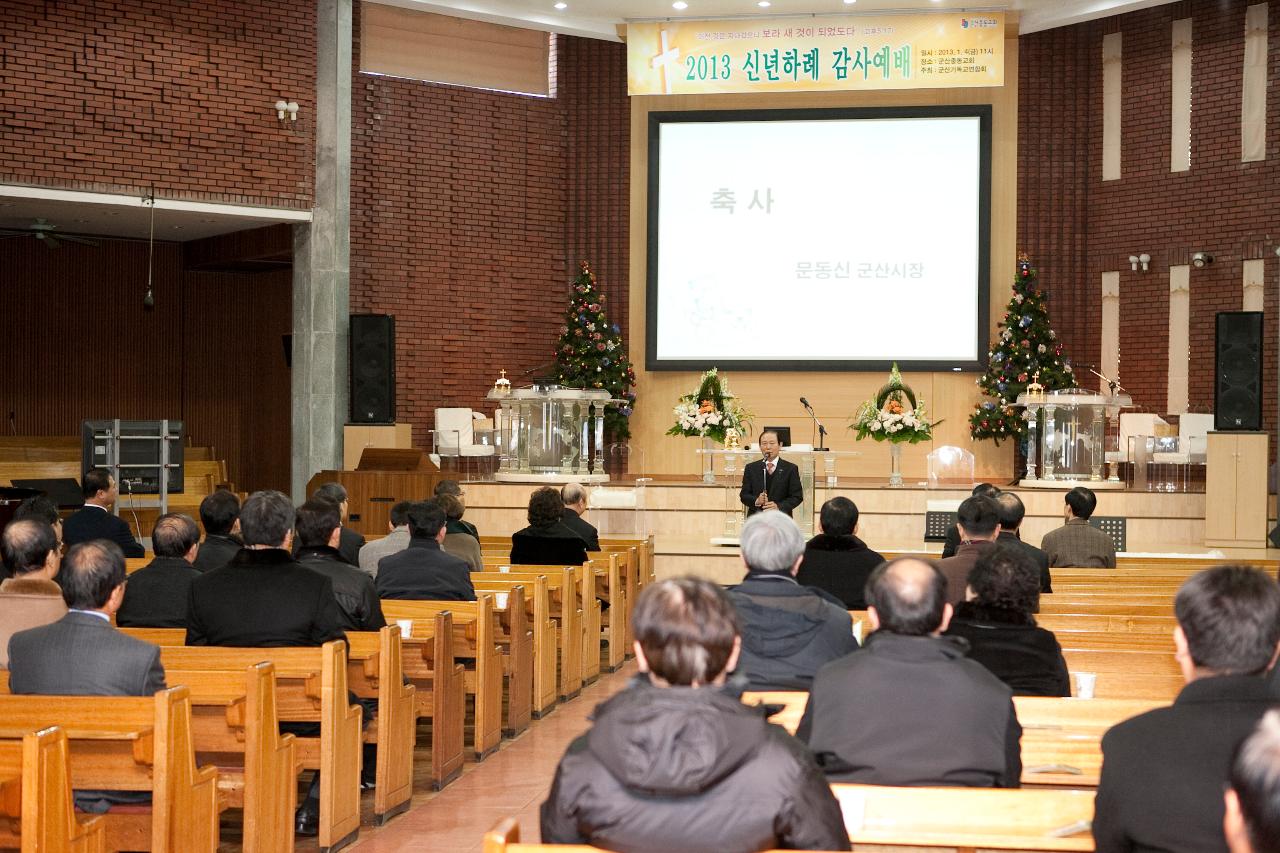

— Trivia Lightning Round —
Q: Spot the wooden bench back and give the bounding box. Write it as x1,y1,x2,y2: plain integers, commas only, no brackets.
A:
0,727,106,853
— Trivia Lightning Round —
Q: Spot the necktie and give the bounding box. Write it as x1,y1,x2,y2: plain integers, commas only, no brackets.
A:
767,461,775,476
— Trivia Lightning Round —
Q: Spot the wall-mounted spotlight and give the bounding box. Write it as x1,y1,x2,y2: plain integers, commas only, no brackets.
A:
1128,253,1151,272
1191,251,1214,269
274,100,301,122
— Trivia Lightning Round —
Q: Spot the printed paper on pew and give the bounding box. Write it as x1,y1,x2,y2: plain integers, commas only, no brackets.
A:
852,619,864,644
834,787,866,833
495,592,509,609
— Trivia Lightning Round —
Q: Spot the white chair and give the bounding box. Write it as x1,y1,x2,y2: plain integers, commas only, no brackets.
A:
926,446,975,489
1104,412,1168,466
1150,413,1213,490
430,408,495,475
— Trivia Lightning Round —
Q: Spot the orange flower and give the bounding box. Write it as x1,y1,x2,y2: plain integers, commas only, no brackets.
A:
885,399,904,415
698,400,714,414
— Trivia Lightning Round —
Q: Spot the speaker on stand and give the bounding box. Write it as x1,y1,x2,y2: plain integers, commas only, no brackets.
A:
1214,311,1263,431
350,314,396,424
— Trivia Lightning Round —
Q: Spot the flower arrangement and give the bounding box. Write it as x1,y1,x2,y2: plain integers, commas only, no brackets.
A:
850,363,937,444
666,367,753,444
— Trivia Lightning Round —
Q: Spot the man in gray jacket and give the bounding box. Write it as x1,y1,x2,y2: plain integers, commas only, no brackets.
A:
727,510,858,690
798,557,1022,788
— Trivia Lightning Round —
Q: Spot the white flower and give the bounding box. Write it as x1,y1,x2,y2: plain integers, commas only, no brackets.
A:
706,412,722,425
869,421,881,432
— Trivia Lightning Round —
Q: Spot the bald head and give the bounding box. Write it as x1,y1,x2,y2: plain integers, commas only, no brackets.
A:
152,513,200,561
1,519,59,577
865,557,949,636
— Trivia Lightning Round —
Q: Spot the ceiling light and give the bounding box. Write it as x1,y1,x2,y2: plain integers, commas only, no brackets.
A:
554,2,566,8
843,0,856,4
758,1,770,6
672,1,687,8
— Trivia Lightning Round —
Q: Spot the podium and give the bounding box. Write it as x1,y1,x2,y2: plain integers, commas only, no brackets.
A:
1017,389,1124,489
487,387,619,484
695,448,861,542
307,448,443,537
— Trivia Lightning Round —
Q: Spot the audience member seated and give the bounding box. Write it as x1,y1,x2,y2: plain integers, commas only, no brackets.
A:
540,577,850,852
560,482,600,552
8,539,165,813
1094,565,1280,853
796,496,885,609
1040,486,1116,568
116,513,202,629
193,489,242,573
435,480,479,540
311,482,366,566
185,489,347,836
1224,710,1280,853
12,494,63,546
938,495,1000,607
941,482,1000,558
727,510,858,690
9,539,165,695
358,499,413,576
0,519,66,668
994,492,1052,593
377,501,476,602
295,499,387,632
436,494,481,571
510,486,589,566
943,544,1070,696
61,468,145,557
798,557,1022,788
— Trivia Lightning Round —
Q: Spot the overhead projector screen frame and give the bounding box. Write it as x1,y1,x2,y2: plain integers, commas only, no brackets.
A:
645,105,993,373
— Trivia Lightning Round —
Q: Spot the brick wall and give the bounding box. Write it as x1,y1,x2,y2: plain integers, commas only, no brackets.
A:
1019,0,1280,440
349,29,631,446
0,0,315,207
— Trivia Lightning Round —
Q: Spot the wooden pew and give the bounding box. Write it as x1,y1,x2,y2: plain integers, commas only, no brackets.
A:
832,783,1095,851
161,663,297,853
585,551,627,671
0,727,107,853
482,817,820,853
480,562,601,685
380,595,507,760
0,687,220,853
474,576,558,718
153,642,362,852
325,628,416,824
473,567,584,701
1038,613,1177,635
369,613,466,790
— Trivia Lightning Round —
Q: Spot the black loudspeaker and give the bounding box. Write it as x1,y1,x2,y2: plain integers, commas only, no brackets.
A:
350,314,396,424
1214,311,1263,431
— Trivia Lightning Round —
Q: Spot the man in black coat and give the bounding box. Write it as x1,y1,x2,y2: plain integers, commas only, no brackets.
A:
739,430,804,518
940,483,1000,559
994,492,1052,593
62,468,145,557
311,482,365,566
295,499,386,632
193,490,241,573
798,557,1022,788
1093,566,1280,853
541,577,850,852
797,496,885,609
376,501,476,602
560,482,600,553
116,513,202,628
510,487,589,566
728,510,858,690
185,489,348,836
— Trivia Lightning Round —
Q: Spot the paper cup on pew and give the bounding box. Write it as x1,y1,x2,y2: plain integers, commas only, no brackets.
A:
499,565,510,573
396,619,413,639
495,592,509,609
1073,671,1097,699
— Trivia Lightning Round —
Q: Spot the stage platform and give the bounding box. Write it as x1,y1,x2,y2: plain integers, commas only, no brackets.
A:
460,477,1279,585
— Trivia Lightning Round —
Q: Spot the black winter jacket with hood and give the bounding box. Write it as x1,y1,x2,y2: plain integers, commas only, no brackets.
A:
540,676,850,852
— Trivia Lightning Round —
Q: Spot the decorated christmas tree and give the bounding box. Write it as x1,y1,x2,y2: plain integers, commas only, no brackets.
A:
555,261,637,439
969,255,1076,445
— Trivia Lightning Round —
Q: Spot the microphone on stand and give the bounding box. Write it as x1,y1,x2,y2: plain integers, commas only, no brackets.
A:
800,397,829,451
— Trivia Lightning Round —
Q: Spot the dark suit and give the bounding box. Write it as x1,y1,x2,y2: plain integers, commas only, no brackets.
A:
192,533,241,573
1093,675,1277,853
186,548,347,647
561,508,600,552
62,505,145,557
797,534,886,610
337,527,365,567
996,531,1052,593
376,538,476,601
8,611,165,696
510,523,589,566
740,457,804,517
116,556,200,628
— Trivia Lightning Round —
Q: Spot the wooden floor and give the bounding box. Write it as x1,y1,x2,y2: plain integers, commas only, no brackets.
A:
254,660,639,853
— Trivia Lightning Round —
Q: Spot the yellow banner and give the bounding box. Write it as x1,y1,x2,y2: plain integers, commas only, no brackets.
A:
627,13,1004,95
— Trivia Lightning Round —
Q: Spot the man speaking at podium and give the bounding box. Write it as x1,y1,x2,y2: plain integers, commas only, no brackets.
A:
740,430,804,518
